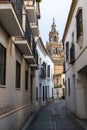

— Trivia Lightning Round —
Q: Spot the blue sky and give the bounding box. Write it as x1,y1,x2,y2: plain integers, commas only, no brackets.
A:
39,0,72,46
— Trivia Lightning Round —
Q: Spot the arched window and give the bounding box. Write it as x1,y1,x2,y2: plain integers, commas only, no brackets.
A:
54,36,57,42
56,48,58,54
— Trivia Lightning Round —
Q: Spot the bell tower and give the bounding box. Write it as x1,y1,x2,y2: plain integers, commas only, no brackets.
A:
46,18,64,99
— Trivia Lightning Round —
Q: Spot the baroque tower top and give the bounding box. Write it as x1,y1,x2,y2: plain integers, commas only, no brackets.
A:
49,18,59,43
51,18,56,32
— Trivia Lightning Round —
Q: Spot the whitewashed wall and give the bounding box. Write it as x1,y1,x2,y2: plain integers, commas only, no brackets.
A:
64,0,87,118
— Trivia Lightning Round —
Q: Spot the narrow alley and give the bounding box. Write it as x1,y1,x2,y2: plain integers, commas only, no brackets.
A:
25,100,84,130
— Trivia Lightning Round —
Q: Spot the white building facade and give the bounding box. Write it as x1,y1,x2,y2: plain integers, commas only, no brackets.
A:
45,55,54,101
0,0,40,129
35,38,54,109
63,0,87,119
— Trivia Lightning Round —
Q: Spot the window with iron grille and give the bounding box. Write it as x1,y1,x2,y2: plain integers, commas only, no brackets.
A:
65,81,67,95
43,62,46,77
68,78,70,96
0,43,6,85
47,65,50,77
25,70,28,90
70,44,75,64
36,87,38,101
72,32,74,43
76,8,83,40
43,86,45,101
45,86,47,101
66,42,69,61
16,60,21,88
52,88,54,98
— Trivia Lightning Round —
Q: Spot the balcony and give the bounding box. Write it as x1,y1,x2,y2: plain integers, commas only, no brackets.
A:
36,2,40,19
24,38,38,68
14,14,32,55
25,1,39,37
39,62,46,79
0,0,24,36
26,4,37,24
54,59,63,65
39,68,45,79
30,23,39,37
30,50,38,69
70,44,75,64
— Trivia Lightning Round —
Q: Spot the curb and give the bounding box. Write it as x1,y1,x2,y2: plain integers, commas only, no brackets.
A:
21,112,38,130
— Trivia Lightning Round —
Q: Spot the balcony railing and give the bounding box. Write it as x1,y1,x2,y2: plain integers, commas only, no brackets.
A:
25,14,32,47
39,62,46,78
0,0,24,36
3,0,23,25
35,50,38,65
54,59,63,65
70,44,75,64
32,38,38,65
39,68,45,79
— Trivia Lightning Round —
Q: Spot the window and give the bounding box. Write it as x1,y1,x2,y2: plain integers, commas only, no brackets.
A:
57,78,58,83
47,65,50,77
72,32,74,43
45,86,47,101
0,43,6,85
36,87,38,101
56,48,58,54
16,60,21,88
65,81,67,95
52,88,54,98
68,78,70,96
76,8,83,40
70,43,75,64
66,42,69,61
25,70,28,90
43,62,46,77
43,86,45,101
63,78,65,85
54,36,57,42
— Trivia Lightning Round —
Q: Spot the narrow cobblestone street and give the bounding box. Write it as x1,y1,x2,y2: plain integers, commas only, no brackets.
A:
25,100,85,130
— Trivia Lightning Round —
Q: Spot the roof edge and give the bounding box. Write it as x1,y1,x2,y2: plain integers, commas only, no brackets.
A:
62,0,78,43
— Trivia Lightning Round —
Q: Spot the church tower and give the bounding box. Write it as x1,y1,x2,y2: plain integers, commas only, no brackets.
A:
46,18,63,59
46,18,65,99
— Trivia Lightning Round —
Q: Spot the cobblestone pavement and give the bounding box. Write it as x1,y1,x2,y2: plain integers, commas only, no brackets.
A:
26,100,84,130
